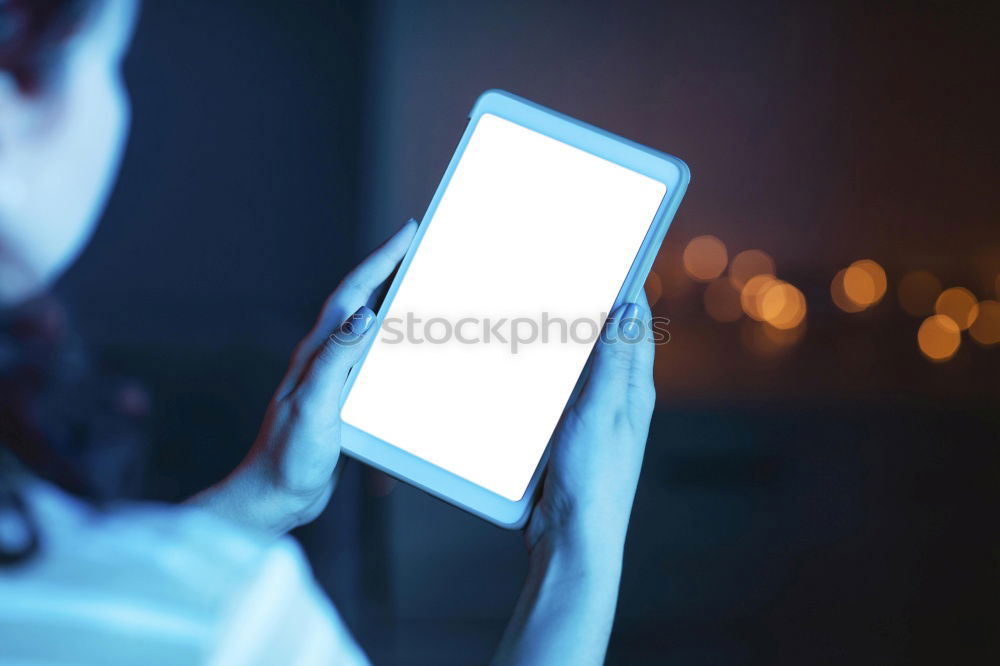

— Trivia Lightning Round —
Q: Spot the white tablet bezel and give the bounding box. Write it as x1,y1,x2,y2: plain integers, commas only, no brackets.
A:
339,89,689,528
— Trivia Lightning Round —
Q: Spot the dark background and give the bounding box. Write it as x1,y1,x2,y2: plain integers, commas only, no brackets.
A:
58,1,999,664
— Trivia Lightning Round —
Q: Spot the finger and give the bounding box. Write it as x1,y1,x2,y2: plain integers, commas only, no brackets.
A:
295,305,377,409
281,219,417,394
316,218,418,332
576,298,655,411
631,289,656,385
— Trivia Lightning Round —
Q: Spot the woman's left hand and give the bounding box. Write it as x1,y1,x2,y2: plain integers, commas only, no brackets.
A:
191,220,417,535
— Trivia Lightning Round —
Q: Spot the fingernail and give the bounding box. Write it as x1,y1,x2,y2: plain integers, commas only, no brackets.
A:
341,306,375,337
619,303,641,340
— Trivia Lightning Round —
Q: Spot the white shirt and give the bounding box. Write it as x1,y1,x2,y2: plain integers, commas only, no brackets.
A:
0,480,369,666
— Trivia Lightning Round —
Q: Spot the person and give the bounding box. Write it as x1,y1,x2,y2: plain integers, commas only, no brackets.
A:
0,1,657,664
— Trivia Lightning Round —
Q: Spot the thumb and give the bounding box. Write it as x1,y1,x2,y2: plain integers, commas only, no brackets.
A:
295,305,377,407
577,299,655,411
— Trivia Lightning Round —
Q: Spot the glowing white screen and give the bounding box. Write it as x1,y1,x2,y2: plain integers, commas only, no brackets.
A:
342,113,666,500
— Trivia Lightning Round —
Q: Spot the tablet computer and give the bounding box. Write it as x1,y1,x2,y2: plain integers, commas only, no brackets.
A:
340,89,689,528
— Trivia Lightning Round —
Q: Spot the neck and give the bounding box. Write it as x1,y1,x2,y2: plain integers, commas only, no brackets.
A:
0,244,46,308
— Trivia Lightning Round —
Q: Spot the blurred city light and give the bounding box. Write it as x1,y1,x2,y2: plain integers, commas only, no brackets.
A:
666,234,995,366
935,287,979,330
918,314,961,361
759,281,807,330
762,320,805,346
845,260,887,307
728,249,775,290
969,300,1000,346
655,245,693,301
682,235,728,281
703,277,743,322
898,270,942,317
741,274,778,321
831,269,866,313
742,319,803,356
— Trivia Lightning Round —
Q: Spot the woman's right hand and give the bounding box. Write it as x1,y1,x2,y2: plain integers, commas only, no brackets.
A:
494,296,657,666
526,295,657,561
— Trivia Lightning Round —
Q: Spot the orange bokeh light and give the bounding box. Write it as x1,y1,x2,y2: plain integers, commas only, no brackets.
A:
742,320,804,356
917,314,961,361
897,270,942,317
759,281,807,330
741,274,777,321
703,278,743,322
934,287,979,330
831,269,865,313
969,300,1000,346
682,235,728,282
762,320,805,346
843,259,887,308
653,243,693,301
645,270,663,307
728,249,775,290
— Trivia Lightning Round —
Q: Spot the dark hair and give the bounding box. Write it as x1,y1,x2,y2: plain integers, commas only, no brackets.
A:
0,0,95,93
1,296,150,494
0,296,150,564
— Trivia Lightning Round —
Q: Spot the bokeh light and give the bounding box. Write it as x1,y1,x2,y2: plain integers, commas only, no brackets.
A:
843,259,887,308
759,281,807,330
653,244,692,301
742,319,804,356
831,269,866,313
969,300,1000,346
645,270,663,307
682,235,728,282
995,274,1000,300
741,274,778,321
659,262,692,300
934,287,979,330
703,278,743,322
917,314,961,361
897,270,942,317
762,321,805,346
728,249,775,290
